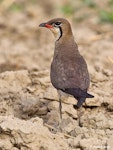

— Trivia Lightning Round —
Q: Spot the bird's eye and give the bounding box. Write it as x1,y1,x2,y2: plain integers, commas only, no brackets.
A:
54,22,61,26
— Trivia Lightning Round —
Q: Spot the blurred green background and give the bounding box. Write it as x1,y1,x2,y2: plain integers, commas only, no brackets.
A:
1,0,113,23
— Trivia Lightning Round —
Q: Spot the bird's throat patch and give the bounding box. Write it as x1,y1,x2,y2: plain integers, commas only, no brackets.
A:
50,27,62,41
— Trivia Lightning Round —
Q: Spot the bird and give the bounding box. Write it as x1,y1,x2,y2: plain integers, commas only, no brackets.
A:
39,18,94,119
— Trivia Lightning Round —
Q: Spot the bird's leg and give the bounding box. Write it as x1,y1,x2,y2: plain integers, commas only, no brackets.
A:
77,106,83,127
57,90,62,120
59,96,62,120
76,97,85,127
57,90,63,132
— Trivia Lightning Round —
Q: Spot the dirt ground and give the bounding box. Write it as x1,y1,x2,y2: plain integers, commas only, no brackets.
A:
0,1,113,150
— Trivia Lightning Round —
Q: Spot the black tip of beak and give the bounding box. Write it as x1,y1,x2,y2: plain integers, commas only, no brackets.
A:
39,23,46,27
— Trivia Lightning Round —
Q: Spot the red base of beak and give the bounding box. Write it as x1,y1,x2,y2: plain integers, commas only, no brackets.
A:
45,24,53,28
39,23,53,28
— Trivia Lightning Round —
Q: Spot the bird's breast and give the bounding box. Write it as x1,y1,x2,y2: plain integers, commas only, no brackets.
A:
50,52,90,90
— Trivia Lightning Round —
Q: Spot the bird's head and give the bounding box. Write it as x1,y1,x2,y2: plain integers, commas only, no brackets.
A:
39,18,73,41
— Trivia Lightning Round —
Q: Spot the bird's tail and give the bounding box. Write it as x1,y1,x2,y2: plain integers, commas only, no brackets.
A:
76,93,94,107
87,93,94,98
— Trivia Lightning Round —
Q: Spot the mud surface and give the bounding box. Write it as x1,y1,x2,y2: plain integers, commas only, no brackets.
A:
0,1,113,150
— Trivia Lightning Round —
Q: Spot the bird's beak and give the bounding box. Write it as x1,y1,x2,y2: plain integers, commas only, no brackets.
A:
39,23,53,28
